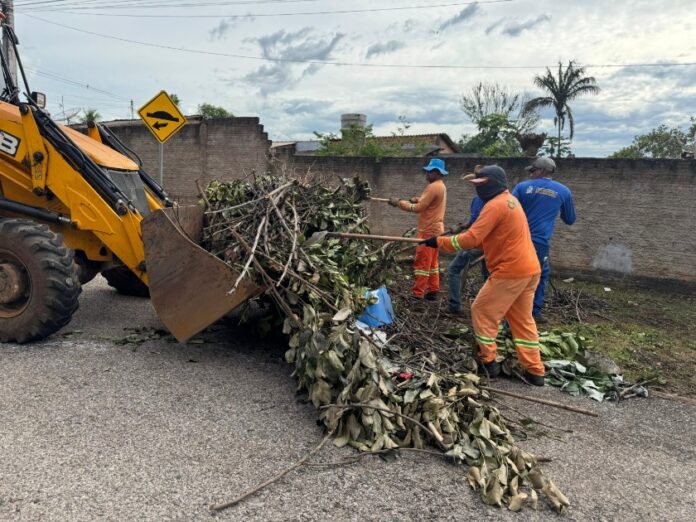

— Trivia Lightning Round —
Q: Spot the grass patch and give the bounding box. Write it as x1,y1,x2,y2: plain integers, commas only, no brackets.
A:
545,279,696,396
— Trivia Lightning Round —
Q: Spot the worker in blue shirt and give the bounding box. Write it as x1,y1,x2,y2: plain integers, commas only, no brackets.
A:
447,194,486,314
512,157,576,323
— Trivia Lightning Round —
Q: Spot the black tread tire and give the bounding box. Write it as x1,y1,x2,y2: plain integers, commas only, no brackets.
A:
0,219,82,343
102,266,150,298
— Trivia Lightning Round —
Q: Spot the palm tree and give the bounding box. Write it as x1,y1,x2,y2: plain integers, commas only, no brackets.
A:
524,61,600,154
79,108,101,126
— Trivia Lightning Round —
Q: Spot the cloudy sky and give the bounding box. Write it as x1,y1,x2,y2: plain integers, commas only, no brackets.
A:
11,0,696,156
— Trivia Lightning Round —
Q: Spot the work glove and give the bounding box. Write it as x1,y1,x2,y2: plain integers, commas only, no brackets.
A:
388,197,401,207
420,236,438,249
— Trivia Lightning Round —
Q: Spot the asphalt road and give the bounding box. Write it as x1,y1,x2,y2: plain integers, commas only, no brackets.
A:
1,279,694,521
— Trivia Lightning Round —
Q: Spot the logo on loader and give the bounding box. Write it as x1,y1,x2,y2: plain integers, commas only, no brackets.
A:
138,91,186,144
0,130,20,157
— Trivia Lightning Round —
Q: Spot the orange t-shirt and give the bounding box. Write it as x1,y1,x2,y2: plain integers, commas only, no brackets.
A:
437,191,540,279
398,179,446,236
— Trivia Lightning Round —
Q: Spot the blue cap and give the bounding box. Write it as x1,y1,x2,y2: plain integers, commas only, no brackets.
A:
422,158,448,176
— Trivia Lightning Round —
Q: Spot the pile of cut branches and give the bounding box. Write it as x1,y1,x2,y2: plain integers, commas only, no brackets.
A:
201,174,569,513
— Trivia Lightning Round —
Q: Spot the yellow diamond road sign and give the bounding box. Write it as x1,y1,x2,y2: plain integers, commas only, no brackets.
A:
138,91,186,144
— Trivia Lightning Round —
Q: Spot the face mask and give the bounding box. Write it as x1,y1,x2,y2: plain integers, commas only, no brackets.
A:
475,179,506,202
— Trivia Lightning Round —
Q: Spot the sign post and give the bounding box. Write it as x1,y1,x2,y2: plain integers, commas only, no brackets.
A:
137,91,186,187
159,142,164,185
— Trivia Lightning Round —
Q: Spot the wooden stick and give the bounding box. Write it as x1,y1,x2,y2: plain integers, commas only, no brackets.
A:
652,390,696,407
328,232,422,244
480,385,600,417
368,197,390,202
210,431,334,512
194,179,210,208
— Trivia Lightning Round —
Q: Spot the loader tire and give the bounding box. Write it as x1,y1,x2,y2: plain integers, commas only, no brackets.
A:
0,219,81,343
102,266,150,298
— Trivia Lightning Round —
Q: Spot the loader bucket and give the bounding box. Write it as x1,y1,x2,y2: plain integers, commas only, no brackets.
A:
141,205,264,342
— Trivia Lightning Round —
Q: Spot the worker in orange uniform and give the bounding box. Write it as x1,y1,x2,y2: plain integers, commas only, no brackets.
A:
389,158,447,300
420,165,544,386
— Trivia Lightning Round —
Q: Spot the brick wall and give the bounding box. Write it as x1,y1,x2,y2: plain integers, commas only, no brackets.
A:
281,155,696,288
103,117,271,204
98,118,696,287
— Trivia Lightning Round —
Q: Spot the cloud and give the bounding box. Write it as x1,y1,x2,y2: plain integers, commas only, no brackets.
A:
242,28,346,96
500,14,552,37
281,99,329,116
385,18,417,34
608,63,696,88
437,4,481,33
366,40,406,59
485,19,505,35
209,15,255,40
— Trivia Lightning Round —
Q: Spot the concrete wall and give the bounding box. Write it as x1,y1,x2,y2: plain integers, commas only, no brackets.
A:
98,119,696,287
104,117,271,204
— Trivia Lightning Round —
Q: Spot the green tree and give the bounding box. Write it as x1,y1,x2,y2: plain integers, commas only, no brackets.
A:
314,121,427,160
539,136,572,158
79,108,101,125
170,93,181,106
610,119,696,158
461,81,539,134
459,113,524,157
198,103,232,119
525,61,600,155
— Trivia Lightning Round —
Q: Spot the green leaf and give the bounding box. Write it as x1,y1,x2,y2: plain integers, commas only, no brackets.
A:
403,388,419,404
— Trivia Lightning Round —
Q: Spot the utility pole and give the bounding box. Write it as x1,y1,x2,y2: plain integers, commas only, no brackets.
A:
1,0,17,86
130,99,134,120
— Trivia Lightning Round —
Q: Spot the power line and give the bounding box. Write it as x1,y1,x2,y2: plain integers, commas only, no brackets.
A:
24,65,131,101
20,0,514,18
20,13,696,70
20,0,513,16
16,0,324,8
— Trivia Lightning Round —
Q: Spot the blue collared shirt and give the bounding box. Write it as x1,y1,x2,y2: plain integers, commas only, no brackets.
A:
512,178,576,248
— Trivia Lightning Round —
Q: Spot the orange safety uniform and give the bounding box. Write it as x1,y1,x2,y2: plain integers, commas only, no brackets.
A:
399,179,446,298
437,191,544,376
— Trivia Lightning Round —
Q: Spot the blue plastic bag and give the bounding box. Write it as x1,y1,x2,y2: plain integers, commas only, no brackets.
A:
358,286,394,327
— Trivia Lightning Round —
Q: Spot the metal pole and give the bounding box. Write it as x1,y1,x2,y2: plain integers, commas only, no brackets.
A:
2,0,17,86
159,142,164,186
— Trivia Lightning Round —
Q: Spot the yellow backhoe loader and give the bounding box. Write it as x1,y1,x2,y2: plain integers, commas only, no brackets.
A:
0,17,261,343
